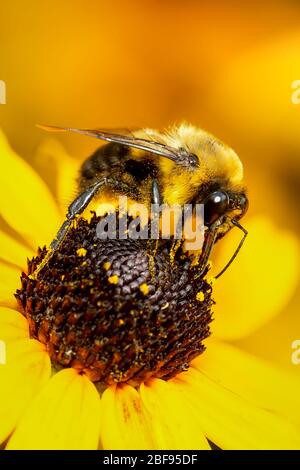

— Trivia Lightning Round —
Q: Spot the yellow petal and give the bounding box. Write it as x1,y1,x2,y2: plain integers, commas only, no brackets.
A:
212,216,299,340
0,129,61,248
0,339,51,444
0,306,29,342
173,367,300,450
0,230,33,269
35,139,79,214
194,339,300,427
238,285,300,371
100,384,155,450
140,379,210,450
0,262,21,306
7,368,101,450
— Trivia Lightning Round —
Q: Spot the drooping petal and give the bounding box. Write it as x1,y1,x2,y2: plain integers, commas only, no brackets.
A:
0,129,61,248
212,217,299,340
0,306,29,341
6,368,101,450
0,339,51,444
173,366,300,450
100,384,155,450
0,262,21,306
0,230,33,269
35,138,79,214
140,379,210,450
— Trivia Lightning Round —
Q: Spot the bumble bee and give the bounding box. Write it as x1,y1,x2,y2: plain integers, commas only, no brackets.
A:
34,123,248,279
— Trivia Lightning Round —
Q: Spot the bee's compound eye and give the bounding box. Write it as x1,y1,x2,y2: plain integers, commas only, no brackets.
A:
204,191,229,226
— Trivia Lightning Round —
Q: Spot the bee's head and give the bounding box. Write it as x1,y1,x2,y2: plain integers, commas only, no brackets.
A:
188,186,249,279
172,124,248,227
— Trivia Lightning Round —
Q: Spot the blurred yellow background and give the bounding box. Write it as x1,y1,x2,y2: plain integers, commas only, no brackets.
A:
0,0,300,370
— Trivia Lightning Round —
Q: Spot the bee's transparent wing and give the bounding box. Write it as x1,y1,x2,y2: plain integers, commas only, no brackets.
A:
37,124,199,169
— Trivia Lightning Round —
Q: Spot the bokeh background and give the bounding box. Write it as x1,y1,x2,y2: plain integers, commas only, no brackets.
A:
0,0,300,371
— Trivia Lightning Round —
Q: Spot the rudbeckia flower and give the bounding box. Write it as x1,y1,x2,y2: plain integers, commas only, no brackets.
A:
0,130,300,450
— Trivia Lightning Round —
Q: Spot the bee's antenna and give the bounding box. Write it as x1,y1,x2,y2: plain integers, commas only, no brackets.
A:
215,219,248,279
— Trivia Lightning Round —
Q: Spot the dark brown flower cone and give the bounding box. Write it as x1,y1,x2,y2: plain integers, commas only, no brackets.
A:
16,213,213,386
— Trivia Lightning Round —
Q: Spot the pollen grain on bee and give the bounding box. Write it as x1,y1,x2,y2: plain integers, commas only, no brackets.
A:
95,196,205,251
